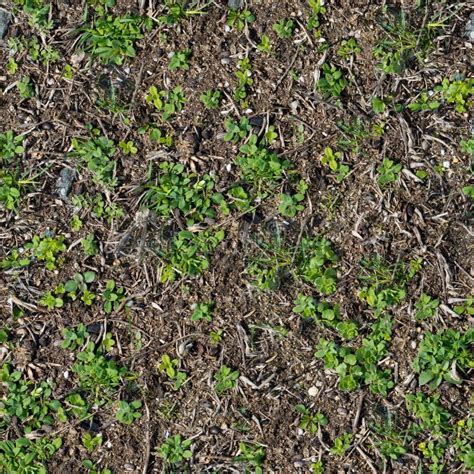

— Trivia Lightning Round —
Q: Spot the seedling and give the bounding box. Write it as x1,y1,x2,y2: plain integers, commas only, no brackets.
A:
214,365,239,394
70,132,117,188
358,255,406,316
413,328,473,389
234,57,253,104
295,236,338,294
82,433,103,453
273,19,295,39
405,393,450,436
169,49,191,70
436,77,473,113
191,302,214,322
160,230,225,282
331,433,353,456
78,15,148,65
315,316,394,395
377,158,401,186
226,9,254,31
119,140,137,155
0,130,24,163
116,400,142,424
279,180,307,217
102,279,125,314
72,341,130,403
158,354,187,390
337,38,361,59
200,89,221,109
317,64,348,98
257,34,271,53
415,293,439,321
224,116,251,143
237,134,292,186
158,435,192,467
295,405,328,433
26,233,66,270
321,147,350,182
146,85,186,121
62,323,88,350
17,76,34,99
234,443,266,474
307,0,326,33
144,162,218,226
82,233,99,257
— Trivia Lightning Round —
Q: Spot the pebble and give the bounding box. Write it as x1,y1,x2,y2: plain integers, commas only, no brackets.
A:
465,12,474,41
228,0,242,10
0,8,11,40
55,167,76,199
308,386,318,397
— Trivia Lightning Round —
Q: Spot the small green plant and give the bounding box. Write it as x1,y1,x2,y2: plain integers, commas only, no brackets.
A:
307,0,326,33
158,354,187,390
116,400,142,424
234,443,266,474
415,293,439,321
337,38,361,59
118,140,137,155
316,316,394,394
102,279,125,314
295,236,338,294
236,134,292,186
169,49,191,70
82,233,99,257
234,57,253,103
70,132,117,188
144,162,219,226
278,180,308,217
358,256,407,316
321,147,350,182
408,91,440,112
257,34,271,53
26,233,66,270
62,323,88,350
160,229,225,282
436,77,473,113
412,328,473,389
0,173,27,211
317,64,348,98
295,405,328,433
330,433,353,456
39,291,64,309
405,393,450,436
12,0,53,31
191,302,214,322
72,340,130,403
0,437,62,473
82,433,103,453
377,158,401,186
17,76,34,99
200,89,221,109
158,435,192,467
0,130,24,163
146,85,186,121
224,116,251,143
273,19,295,39
78,15,148,65
226,9,255,31
214,365,239,394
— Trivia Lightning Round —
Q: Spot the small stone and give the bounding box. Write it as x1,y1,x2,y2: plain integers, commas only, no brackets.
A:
465,12,474,41
0,9,11,40
55,167,76,199
228,0,242,10
308,386,318,397
209,426,221,435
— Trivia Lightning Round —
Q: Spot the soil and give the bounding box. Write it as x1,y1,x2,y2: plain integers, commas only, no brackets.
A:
0,1,473,473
